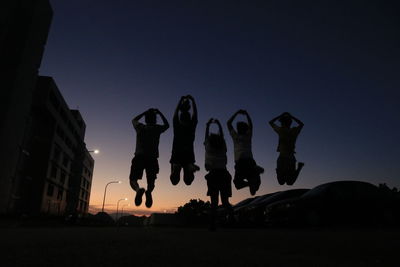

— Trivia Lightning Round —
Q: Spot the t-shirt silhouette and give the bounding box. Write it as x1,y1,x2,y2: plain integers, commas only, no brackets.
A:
229,128,253,162
133,121,168,158
171,116,196,163
272,125,301,155
204,138,227,171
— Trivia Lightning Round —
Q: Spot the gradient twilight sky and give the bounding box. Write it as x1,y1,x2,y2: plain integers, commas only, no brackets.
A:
40,0,400,215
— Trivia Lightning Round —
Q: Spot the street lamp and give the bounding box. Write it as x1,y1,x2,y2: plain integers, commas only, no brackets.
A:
88,149,100,154
101,180,121,212
116,198,128,220
121,204,130,217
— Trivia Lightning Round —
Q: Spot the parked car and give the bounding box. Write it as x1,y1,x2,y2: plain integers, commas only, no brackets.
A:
233,193,276,225
232,196,259,211
214,196,260,226
241,189,309,225
265,180,400,227
234,189,309,226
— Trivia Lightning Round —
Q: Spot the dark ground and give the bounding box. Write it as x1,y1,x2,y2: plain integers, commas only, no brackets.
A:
0,226,398,267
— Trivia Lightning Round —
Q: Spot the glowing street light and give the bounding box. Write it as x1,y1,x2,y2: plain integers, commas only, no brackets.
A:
88,149,100,154
116,198,128,220
101,180,121,213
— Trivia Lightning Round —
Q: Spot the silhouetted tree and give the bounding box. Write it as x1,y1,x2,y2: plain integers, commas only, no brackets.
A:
176,199,211,226
379,183,399,196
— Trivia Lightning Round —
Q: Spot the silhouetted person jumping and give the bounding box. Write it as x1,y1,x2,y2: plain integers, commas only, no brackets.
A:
170,95,200,186
204,118,233,230
227,110,264,196
269,112,304,185
129,108,169,208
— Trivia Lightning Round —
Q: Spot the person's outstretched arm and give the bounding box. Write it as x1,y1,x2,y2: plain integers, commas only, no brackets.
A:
187,95,198,123
215,119,227,151
205,118,213,141
289,113,304,129
174,96,185,125
132,111,147,129
215,119,224,136
269,112,288,129
242,110,253,134
227,110,241,135
155,109,170,132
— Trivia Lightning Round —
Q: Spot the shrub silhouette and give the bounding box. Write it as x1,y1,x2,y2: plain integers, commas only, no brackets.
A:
176,199,211,226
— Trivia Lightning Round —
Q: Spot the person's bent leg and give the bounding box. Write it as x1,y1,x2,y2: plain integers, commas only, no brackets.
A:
144,175,156,208
276,156,287,185
287,161,304,185
249,174,261,196
220,169,234,224
130,157,146,206
285,156,301,186
233,176,248,189
187,163,200,172
146,176,156,193
129,157,145,192
130,179,140,192
221,198,232,213
247,160,261,195
144,158,159,208
170,163,181,185
233,162,249,189
297,162,305,173
209,193,219,231
221,195,235,225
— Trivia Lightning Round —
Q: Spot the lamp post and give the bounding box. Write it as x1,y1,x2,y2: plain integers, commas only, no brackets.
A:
101,180,121,212
88,149,100,154
121,204,130,218
116,198,128,221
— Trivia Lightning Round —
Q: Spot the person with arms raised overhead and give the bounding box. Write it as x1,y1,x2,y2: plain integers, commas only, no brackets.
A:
129,108,169,208
170,95,200,186
269,112,304,185
204,118,233,230
227,109,264,196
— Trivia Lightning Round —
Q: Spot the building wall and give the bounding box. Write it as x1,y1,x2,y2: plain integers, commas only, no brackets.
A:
70,110,94,214
0,0,52,214
23,76,94,216
0,1,95,217
77,151,94,214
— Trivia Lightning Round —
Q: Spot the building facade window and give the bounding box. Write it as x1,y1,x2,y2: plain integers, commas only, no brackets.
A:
53,145,61,162
62,153,69,168
50,163,58,178
65,137,72,149
57,188,63,200
60,171,66,185
47,184,54,197
56,125,65,139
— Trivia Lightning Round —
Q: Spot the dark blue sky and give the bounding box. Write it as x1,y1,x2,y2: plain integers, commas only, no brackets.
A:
40,0,400,213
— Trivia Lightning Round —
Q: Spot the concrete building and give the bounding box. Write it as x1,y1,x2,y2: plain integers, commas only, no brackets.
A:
22,76,94,216
1,1,95,217
0,0,53,214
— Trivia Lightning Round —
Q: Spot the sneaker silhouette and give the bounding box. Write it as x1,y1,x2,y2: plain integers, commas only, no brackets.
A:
135,188,145,206
145,191,153,208
170,172,180,185
191,164,200,172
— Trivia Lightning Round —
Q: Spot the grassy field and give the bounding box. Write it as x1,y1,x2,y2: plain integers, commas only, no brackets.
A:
1,226,399,266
